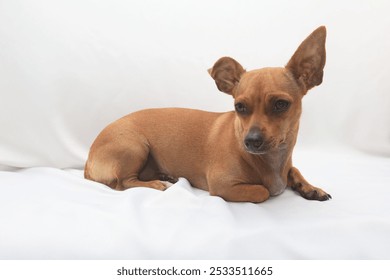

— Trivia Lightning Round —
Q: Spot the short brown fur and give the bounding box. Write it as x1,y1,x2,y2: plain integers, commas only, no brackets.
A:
85,26,331,203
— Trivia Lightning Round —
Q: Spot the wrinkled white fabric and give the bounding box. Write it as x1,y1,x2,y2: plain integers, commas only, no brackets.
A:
1,148,389,259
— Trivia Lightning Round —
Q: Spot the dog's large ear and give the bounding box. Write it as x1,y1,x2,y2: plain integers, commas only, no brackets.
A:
286,26,326,93
208,57,246,96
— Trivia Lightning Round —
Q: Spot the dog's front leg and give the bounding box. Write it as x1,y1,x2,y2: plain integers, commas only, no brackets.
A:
288,167,331,201
210,184,270,203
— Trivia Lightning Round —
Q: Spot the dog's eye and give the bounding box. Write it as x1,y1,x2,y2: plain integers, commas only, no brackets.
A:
235,102,247,114
273,100,290,112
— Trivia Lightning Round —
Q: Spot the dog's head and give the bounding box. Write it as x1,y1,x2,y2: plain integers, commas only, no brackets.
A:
209,26,326,155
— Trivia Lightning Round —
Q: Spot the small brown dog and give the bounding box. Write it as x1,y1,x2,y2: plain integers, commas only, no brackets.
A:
85,26,331,203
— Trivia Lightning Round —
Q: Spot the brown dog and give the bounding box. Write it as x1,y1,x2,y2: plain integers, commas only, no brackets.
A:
85,26,331,203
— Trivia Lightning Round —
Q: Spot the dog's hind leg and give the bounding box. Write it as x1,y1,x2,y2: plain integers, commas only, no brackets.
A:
114,141,168,191
85,131,168,191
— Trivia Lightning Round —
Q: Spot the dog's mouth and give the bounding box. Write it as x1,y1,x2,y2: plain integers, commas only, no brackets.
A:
243,139,288,155
244,145,269,155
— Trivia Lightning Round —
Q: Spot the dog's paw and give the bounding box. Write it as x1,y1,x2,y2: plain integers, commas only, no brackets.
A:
292,183,332,201
304,188,332,201
159,173,178,184
161,181,174,189
139,180,168,191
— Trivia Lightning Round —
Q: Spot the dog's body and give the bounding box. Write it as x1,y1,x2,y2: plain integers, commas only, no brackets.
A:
85,26,331,203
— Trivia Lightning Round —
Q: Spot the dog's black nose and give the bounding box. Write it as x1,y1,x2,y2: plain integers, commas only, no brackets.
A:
244,128,264,151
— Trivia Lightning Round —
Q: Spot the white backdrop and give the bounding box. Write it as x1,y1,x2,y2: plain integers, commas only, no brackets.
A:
1,0,390,169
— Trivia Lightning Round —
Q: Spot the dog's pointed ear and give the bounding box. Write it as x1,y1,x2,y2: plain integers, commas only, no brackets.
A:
286,26,326,93
208,57,246,96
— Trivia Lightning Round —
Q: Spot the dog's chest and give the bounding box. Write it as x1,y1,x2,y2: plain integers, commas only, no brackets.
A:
244,153,288,196
262,172,287,196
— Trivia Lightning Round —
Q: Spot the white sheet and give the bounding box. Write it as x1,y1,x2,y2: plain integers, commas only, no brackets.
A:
1,147,389,259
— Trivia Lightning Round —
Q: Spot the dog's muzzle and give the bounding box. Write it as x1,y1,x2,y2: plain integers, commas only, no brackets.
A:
244,127,266,154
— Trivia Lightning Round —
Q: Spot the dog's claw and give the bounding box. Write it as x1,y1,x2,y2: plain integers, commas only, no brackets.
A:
294,185,331,201
315,191,332,201
320,194,331,201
